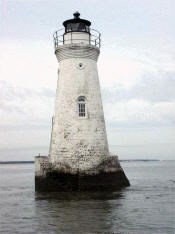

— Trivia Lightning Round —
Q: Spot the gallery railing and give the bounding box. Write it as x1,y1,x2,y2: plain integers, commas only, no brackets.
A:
53,28,101,49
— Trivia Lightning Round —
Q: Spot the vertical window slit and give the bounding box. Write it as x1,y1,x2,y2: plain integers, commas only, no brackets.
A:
78,96,86,117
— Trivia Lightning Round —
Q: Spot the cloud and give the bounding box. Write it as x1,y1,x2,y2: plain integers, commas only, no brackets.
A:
104,100,175,128
129,72,175,102
0,80,54,158
102,71,175,103
0,40,58,89
0,80,54,128
101,71,175,128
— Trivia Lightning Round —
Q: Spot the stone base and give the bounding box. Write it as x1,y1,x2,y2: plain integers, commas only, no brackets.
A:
35,169,130,192
35,155,130,192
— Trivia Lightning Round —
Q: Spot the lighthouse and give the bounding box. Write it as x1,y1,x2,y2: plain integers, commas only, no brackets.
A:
35,12,130,191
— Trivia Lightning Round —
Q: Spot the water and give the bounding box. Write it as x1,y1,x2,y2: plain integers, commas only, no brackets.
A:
0,161,174,234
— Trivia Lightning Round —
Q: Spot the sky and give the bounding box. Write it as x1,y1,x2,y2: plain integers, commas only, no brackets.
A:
0,0,175,161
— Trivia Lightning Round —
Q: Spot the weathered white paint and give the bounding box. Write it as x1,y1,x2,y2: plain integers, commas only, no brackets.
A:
35,156,50,176
64,32,90,45
49,31,110,171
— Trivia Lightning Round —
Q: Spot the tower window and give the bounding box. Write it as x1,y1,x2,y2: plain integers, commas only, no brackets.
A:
78,96,86,117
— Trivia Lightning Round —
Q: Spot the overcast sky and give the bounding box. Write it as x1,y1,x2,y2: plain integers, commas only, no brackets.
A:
0,0,175,161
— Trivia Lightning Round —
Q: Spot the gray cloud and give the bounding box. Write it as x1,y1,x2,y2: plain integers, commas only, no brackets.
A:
101,71,175,128
0,80,54,114
0,80,55,101
102,71,175,103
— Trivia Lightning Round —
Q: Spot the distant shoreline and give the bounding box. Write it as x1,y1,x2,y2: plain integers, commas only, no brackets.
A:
0,159,163,164
0,161,34,164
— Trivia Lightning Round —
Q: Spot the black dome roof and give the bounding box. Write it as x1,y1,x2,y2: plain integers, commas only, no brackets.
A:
63,12,91,28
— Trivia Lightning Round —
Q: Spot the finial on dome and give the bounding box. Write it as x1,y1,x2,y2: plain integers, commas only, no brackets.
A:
73,11,80,19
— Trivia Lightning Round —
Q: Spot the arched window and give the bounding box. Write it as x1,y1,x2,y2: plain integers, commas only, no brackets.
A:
78,96,86,117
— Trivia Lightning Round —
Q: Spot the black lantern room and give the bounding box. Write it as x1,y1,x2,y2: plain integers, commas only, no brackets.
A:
63,12,91,34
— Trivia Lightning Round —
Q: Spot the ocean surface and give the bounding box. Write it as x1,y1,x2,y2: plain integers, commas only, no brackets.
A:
0,160,174,234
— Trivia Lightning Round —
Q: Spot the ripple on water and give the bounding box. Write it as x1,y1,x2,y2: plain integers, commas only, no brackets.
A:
0,161,175,233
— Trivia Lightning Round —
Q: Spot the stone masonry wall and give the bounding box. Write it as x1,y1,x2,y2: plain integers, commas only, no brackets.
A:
49,44,110,171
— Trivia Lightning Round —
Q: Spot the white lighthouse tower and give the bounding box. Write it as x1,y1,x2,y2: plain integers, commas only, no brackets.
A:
35,12,130,191
50,11,109,170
